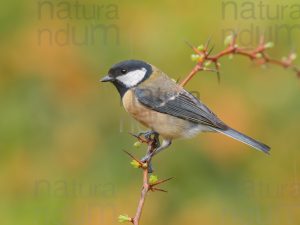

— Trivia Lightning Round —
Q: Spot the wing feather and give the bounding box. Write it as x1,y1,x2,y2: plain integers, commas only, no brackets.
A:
134,87,227,130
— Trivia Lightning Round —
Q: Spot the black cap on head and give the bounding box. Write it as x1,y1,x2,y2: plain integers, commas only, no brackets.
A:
108,60,152,78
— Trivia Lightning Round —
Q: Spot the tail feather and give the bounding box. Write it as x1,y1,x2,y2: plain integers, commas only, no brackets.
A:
214,127,271,154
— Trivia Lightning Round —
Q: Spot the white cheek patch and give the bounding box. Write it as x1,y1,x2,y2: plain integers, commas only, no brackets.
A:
117,68,147,87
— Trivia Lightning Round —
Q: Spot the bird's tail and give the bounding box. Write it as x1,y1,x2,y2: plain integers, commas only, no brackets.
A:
214,127,271,154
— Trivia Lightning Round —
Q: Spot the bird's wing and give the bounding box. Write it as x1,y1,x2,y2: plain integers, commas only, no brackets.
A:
134,86,227,130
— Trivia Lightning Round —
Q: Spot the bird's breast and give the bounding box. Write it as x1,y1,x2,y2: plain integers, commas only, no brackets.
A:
122,90,206,139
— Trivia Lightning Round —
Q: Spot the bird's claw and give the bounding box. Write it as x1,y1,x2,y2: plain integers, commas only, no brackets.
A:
136,130,160,173
136,130,160,149
137,130,158,140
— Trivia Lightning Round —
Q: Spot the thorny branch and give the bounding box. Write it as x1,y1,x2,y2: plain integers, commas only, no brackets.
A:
120,135,173,225
118,32,299,224
180,33,299,87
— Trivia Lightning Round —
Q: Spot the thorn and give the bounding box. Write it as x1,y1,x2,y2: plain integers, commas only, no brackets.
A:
128,132,150,144
124,150,148,169
214,61,221,84
151,177,174,187
205,35,212,49
151,187,168,193
123,150,141,163
217,71,221,84
203,68,217,73
184,40,194,49
129,132,139,139
207,45,215,56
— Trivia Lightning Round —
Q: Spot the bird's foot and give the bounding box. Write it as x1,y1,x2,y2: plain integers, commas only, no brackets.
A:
141,150,155,163
135,130,160,173
135,130,160,149
137,130,159,140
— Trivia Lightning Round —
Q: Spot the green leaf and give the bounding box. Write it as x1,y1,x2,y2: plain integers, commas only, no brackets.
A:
197,44,205,51
264,42,274,49
190,54,200,61
255,53,262,58
290,53,297,60
118,214,131,223
130,160,140,168
224,35,233,46
149,174,158,184
133,141,142,148
204,60,211,67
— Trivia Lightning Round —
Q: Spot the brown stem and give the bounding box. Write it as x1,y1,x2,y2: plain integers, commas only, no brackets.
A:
128,136,172,225
180,33,300,87
132,169,149,225
180,65,202,87
130,138,155,225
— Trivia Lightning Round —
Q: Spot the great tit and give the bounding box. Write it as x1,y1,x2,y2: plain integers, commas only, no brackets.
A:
101,60,270,161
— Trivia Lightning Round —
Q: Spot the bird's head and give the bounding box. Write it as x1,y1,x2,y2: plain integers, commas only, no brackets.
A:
101,60,153,96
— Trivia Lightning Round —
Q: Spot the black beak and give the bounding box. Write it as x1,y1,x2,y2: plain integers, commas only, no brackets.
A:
100,75,114,82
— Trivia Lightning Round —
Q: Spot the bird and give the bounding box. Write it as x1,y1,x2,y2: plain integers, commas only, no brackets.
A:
101,59,270,162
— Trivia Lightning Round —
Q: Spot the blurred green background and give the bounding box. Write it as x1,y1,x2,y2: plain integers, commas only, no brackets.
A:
1,0,300,224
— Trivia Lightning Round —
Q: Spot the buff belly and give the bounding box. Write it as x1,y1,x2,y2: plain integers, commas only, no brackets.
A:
122,90,210,139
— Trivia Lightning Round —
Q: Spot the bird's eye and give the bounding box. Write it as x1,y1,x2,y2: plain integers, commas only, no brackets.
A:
121,69,127,74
